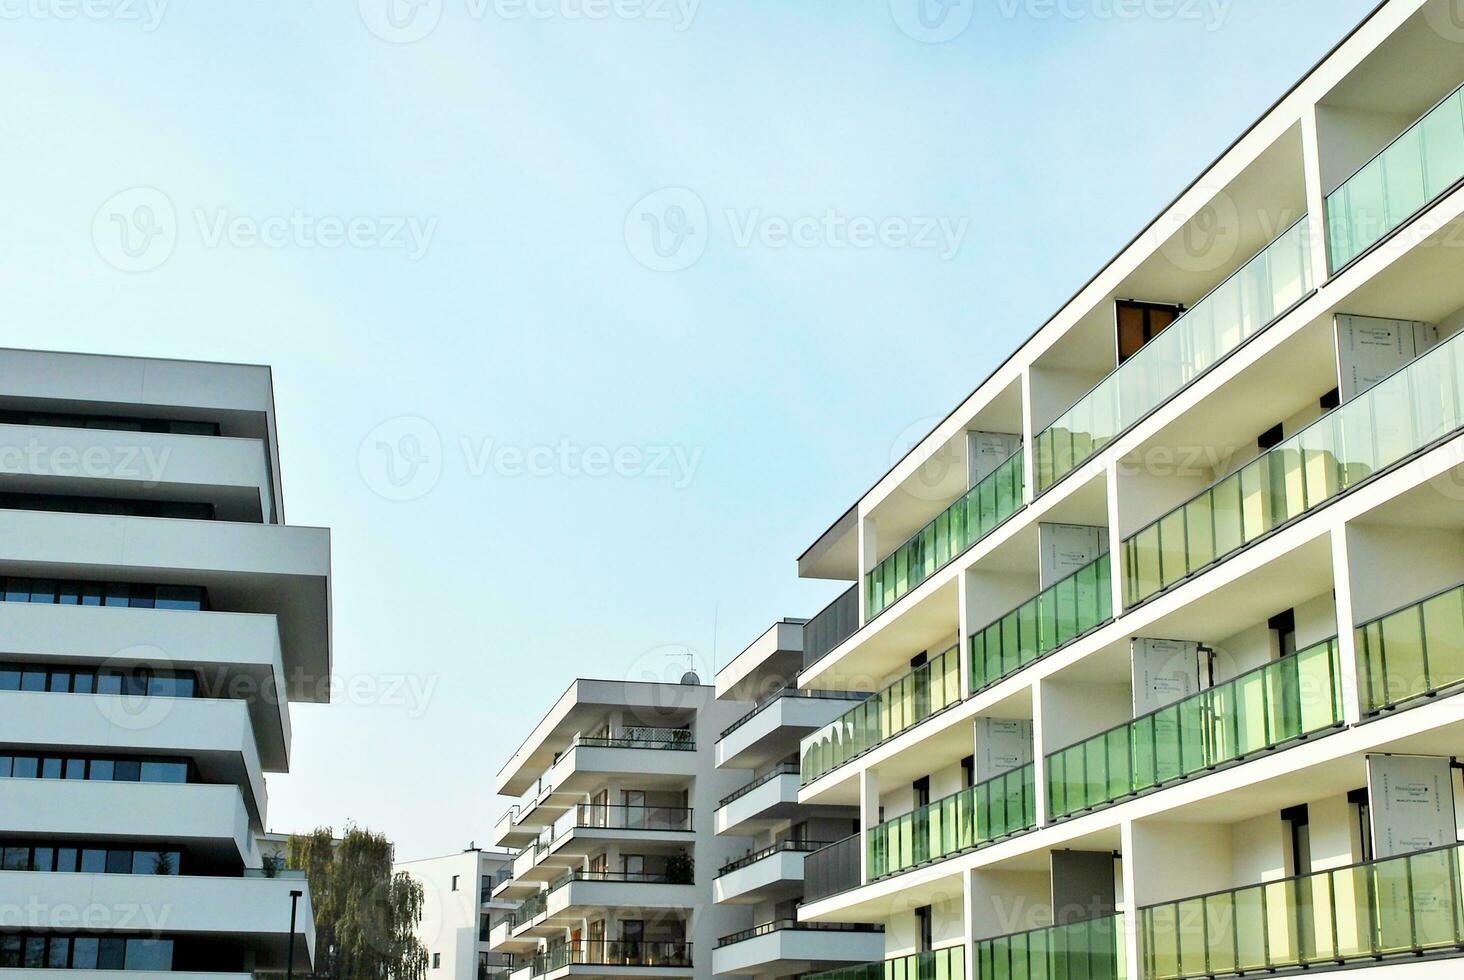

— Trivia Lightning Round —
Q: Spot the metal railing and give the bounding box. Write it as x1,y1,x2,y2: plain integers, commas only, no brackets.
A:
717,839,834,877
804,584,859,669
716,920,882,948
803,834,862,903
531,940,692,975
719,763,798,808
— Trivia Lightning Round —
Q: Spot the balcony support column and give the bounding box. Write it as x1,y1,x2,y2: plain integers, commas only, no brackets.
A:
1300,103,1332,286
858,768,879,886
1329,524,1365,725
858,514,878,628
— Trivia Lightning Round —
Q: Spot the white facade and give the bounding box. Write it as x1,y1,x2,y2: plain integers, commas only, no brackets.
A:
786,3,1464,980
489,679,757,980
710,621,886,980
0,348,329,974
399,848,519,980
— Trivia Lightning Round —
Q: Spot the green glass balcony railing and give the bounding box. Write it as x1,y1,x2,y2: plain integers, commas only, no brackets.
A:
1123,326,1464,607
1141,842,1464,979
1047,639,1342,821
1034,217,1312,495
968,553,1113,694
974,914,1127,980
801,645,962,785
866,448,1024,619
867,763,1036,880
1327,80,1464,271
1358,580,1464,714
807,946,965,980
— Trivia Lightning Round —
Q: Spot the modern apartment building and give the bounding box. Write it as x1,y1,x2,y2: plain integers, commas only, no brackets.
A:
786,2,1464,979
710,619,885,980
398,846,519,980
488,679,755,980
0,348,330,971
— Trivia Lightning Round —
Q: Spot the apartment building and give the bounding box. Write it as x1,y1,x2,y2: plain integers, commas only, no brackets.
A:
398,847,519,980
0,348,330,971
488,679,755,980
710,619,885,980
787,2,1464,979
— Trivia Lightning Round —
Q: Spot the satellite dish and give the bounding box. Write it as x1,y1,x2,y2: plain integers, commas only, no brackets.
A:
680,671,700,685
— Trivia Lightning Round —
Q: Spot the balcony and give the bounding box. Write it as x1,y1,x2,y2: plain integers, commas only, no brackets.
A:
1327,80,1464,272
865,446,1024,620
715,839,832,904
718,688,870,770
566,802,694,834
531,940,693,977
1140,843,1464,979
1046,639,1343,821
806,946,965,980
968,553,1113,695
0,870,315,969
1357,580,1464,715
803,835,861,904
549,729,698,792
800,646,962,786
1122,326,1464,607
716,764,800,836
547,870,696,915
867,763,1036,880
805,585,859,670
1034,218,1313,495
975,914,1126,980
712,921,886,978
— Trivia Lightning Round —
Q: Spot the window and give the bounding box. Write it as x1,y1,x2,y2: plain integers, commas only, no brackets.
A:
1349,788,1374,863
0,753,190,785
912,776,930,809
1269,609,1297,661
1257,422,1285,451
914,906,933,953
961,756,975,788
433,953,442,968
452,874,460,891
1116,299,1183,363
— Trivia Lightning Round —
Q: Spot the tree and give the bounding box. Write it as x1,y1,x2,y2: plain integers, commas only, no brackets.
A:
287,825,428,980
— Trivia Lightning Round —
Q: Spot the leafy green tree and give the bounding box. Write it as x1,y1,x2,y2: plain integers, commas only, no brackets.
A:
287,826,428,980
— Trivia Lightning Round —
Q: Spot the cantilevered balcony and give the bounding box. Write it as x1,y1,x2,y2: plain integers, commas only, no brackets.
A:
800,646,961,786
712,921,884,978
968,553,1113,695
718,688,869,770
975,914,1126,980
714,839,832,904
1033,218,1313,495
1122,327,1464,607
1046,639,1343,821
1327,80,1464,272
867,763,1036,881
865,448,1024,620
530,940,693,978
1357,579,1464,715
1140,843,1464,979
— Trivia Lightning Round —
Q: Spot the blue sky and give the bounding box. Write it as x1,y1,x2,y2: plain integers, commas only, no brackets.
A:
2,0,1380,859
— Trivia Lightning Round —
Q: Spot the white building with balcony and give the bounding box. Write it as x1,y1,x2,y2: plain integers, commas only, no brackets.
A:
783,2,1464,980
398,847,519,980
0,348,329,973
710,620,885,980
488,678,756,980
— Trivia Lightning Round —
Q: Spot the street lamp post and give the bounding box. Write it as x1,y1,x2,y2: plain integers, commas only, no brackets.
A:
287,888,304,980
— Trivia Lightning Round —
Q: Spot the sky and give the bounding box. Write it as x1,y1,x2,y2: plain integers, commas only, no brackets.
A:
1,0,1382,861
